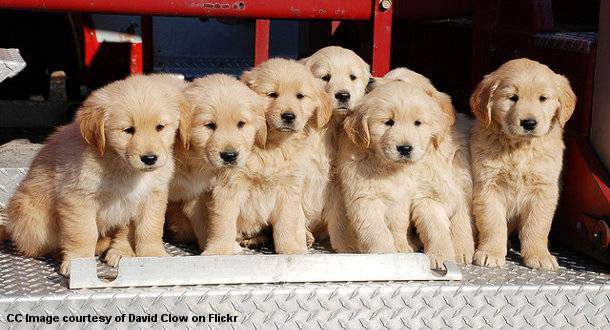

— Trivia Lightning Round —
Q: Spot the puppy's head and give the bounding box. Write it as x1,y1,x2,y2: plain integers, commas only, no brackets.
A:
185,74,267,168
241,58,332,135
300,46,370,114
470,58,576,138
344,81,454,163
76,74,187,171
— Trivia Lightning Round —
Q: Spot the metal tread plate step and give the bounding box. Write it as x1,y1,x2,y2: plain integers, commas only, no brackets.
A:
0,241,608,328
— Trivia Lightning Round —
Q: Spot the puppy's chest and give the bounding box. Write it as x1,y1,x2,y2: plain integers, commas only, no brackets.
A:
96,175,158,230
169,167,213,202
490,150,558,188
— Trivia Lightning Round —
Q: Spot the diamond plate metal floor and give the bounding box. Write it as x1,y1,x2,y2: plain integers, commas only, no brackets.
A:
0,240,608,329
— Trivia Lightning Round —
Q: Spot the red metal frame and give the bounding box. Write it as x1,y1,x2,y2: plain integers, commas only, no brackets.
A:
371,1,393,75
0,0,371,20
254,19,270,66
2,0,391,76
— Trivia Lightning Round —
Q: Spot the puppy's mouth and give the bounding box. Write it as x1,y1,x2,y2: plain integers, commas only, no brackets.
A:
277,126,297,133
334,106,350,114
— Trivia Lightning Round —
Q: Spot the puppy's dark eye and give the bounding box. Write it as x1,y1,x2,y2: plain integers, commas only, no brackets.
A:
385,119,395,126
321,74,331,82
205,122,217,130
509,95,519,102
414,120,421,126
156,124,165,132
350,74,357,81
539,95,547,102
237,121,246,128
296,93,304,99
267,92,278,98
124,127,135,134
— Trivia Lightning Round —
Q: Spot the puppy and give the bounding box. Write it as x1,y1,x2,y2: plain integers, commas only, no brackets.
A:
371,67,476,262
299,46,371,241
470,58,576,270
6,74,187,275
165,74,268,250
202,58,332,255
330,80,472,268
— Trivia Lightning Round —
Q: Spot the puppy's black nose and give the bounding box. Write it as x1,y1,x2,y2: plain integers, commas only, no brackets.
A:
335,91,351,103
220,151,238,163
396,145,413,157
281,112,296,124
140,154,158,166
520,119,538,131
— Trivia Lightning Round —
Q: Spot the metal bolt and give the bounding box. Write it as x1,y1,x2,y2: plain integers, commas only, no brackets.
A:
380,0,392,10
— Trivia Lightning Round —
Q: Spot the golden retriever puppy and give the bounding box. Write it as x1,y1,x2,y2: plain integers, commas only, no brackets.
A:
301,46,370,115
299,46,371,241
329,80,471,268
6,74,187,275
370,67,476,262
202,58,332,255
470,58,576,270
165,74,268,250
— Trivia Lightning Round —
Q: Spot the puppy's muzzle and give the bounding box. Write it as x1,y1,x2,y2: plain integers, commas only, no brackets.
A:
140,153,158,166
520,119,537,132
396,145,413,158
219,150,239,164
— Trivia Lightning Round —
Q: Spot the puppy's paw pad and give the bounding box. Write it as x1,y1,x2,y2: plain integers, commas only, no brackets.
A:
523,254,559,271
473,250,505,267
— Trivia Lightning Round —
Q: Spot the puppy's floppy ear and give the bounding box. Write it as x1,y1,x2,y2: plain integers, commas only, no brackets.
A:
431,91,456,149
252,96,268,148
75,95,107,157
314,87,333,129
553,73,576,127
240,69,256,88
470,73,498,126
343,105,370,148
177,96,193,150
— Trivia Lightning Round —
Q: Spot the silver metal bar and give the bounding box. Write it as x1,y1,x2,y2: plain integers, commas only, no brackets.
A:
69,253,461,289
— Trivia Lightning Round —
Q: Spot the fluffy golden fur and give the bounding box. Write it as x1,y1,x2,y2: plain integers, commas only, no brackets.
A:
470,58,576,270
201,58,332,254
328,78,474,268
6,74,187,275
299,46,371,240
165,74,268,250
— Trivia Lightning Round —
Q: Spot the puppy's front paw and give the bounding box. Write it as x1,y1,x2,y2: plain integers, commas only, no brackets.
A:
202,243,237,255
275,243,308,254
523,253,558,271
136,244,169,258
59,260,71,277
104,247,135,267
454,247,475,265
306,231,315,248
395,239,414,253
473,250,506,267
427,253,451,270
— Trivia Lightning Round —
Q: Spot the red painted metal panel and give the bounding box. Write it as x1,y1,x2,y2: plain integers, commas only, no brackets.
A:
371,1,392,76
254,19,270,66
0,0,371,20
